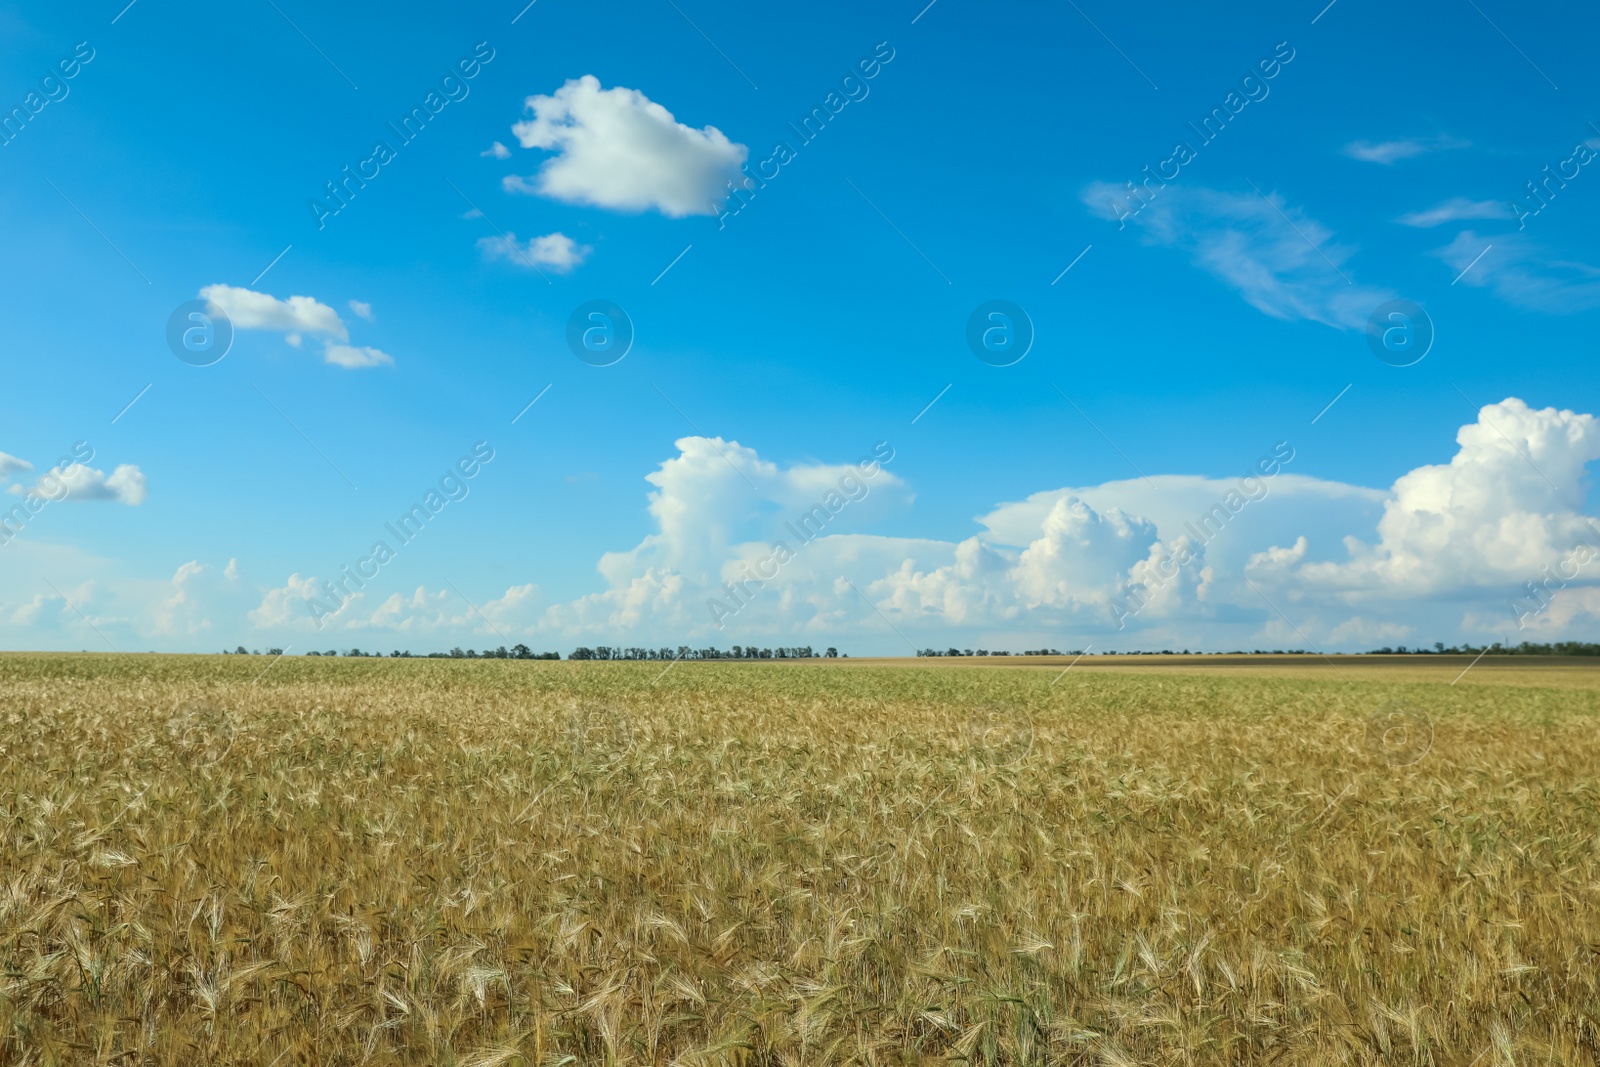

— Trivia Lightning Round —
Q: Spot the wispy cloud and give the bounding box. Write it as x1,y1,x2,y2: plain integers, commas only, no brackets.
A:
1083,183,1391,330
322,344,394,369
1436,231,1600,313
1344,134,1469,165
1398,197,1514,228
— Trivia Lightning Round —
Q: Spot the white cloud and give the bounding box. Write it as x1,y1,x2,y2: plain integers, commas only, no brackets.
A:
481,141,512,159
514,409,1599,646
10,463,148,505
1012,499,1165,607
10,593,55,626
68,464,148,505
366,587,456,632
7,581,99,628
1343,135,1468,164
201,284,347,340
152,561,214,636
1398,197,1513,227
1259,398,1600,597
1482,586,1600,638
366,584,541,635
477,231,590,273
197,284,393,369
506,75,747,217
249,578,543,640
215,399,1600,652
1083,184,1392,329
1328,616,1413,645
1435,232,1600,313
322,344,394,369
341,438,1253,642
249,573,328,629
0,452,32,478
248,435,1378,647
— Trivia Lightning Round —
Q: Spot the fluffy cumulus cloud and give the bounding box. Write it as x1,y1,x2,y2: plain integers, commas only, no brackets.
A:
53,464,147,505
6,462,147,505
297,400,1596,650
504,76,747,217
477,231,590,273
8,580,100,629
199,284,393,369
249,576,543,640
19,397,1599,654
257,435,1366,648
249,573,325,629
201,284,346,339
151,559,242,636
1254,399,1600,601
1084,184,1392,330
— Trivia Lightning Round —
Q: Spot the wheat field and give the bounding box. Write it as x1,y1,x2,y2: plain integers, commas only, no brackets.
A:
1,653,1597,1065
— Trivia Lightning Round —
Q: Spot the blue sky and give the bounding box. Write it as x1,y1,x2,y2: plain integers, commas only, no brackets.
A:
3,0,1599,654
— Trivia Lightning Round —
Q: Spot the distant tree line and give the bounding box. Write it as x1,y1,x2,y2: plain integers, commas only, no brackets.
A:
218,640,1600,660
569,646,837,660
918,648,1068,657
220,644,843,660
224,645,560,659
1368,641,1600,656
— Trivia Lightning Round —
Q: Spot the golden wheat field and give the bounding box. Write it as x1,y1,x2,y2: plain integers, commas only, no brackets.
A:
2,654,1598,1066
